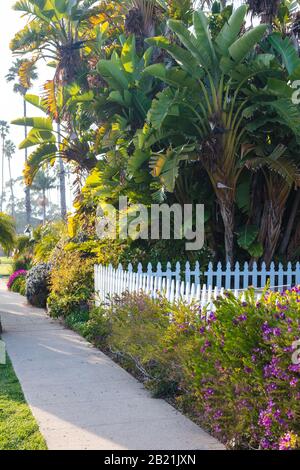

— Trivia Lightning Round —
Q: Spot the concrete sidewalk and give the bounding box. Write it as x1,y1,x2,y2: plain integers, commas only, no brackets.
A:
0,281,224,450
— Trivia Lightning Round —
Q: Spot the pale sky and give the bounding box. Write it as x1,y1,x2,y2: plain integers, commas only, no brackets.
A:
0,0,72,211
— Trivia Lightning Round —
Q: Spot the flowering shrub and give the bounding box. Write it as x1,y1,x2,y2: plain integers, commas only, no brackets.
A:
165,287,300,450
7,270,27,291
26,263,51,308
82,286,300,450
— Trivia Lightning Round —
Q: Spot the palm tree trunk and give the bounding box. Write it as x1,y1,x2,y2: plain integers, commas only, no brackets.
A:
261,202,282,266
8,157,15,217
42,189,46,224
287,219,300,259
1,135,5,213
24,99,32,225
57,123,67,220
279,189,300,256
216,191,235,265
258,181,290,266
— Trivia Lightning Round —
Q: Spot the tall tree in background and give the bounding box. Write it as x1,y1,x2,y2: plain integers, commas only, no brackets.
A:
9,0,101,220
4,140,16,218
0,212,15,253
0,121,10,213
31,170,56,225
6,59,38,225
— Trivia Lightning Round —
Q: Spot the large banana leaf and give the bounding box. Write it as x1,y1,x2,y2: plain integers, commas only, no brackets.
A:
192,11,216,68
25,142,58,183
11,116,53,130
268,99,300,138
146,37,204,80
97,60,129,92
268,33,300,79
19,128,56,149
144,64,198,91
147,88,180,130
229,25,268,64
121,36,136,74
28,142,57,168
25,94,48,112
215,5,247,56
149,144,195,192
168,17,214,70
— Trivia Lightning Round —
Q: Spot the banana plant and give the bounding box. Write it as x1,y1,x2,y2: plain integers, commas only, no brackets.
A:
130,6,268,263
130,5,300,264
11,0,102,86
11,86,97,184
97,35,156,128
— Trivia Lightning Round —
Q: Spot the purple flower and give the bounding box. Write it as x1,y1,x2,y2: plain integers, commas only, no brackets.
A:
7,270,27,290
238,313,247,322
290,377,298,388
200,340,211,353
208,311,217,323
279,432,296,451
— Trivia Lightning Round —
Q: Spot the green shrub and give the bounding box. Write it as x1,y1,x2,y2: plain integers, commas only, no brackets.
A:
33,221,68,263
64,308,90,336
10,276,26,296
171,287,300,450
85,294,179,397
12,255,32,272
82,287,300,450
47,249,94,318
26,263,51,308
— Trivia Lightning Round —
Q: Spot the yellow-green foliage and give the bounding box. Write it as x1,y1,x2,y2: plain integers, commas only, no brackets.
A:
0,213,15,253
48,248,94,317
33,221,68,263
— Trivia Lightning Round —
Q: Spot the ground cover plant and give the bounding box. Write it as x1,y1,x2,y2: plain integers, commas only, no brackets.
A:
62,286,300,450
7,270,27,295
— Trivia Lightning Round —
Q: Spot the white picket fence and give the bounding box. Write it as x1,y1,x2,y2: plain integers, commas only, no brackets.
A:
95,264,224,308
94,261,300,308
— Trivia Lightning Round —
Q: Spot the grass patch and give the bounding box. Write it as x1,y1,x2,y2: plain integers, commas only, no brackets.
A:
0,257,12,276
0,355,47,450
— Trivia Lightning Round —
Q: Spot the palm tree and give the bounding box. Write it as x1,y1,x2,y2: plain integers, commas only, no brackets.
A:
31,170,57,224
11,0,102,87
0,121,9,213
9,1,100,220
136,6,268,263
136,6,300,263
57,123,67,220
0,213,15,253
6,59,38,225
4,140,16,218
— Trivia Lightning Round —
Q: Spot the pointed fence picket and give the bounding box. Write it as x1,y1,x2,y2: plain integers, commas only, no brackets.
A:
94,261,300,309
